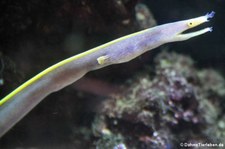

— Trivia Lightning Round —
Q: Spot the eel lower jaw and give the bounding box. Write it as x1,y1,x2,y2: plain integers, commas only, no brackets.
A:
175,27,213,41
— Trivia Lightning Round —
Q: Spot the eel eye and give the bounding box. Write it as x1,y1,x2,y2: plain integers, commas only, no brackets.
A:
188,22,193,27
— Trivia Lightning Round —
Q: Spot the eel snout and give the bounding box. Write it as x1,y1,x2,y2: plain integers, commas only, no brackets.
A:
175,11,215,41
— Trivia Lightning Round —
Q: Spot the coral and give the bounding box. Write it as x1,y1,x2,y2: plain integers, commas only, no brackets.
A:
93,51,225,149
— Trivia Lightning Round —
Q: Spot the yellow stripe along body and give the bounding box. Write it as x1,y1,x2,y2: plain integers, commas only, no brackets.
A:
0,28,150,106
0,11,214,137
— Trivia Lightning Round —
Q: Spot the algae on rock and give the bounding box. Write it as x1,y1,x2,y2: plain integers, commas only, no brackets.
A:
92,51,225,149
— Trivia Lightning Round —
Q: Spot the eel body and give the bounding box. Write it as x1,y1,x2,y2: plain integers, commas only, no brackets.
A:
0,11,215,137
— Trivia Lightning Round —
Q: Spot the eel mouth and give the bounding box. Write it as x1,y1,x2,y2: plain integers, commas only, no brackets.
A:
177,11,215,40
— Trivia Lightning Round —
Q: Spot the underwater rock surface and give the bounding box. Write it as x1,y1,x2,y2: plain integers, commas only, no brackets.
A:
92,52,225,149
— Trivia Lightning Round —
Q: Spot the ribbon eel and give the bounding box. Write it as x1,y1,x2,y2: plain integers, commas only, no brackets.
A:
0,11,215,137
